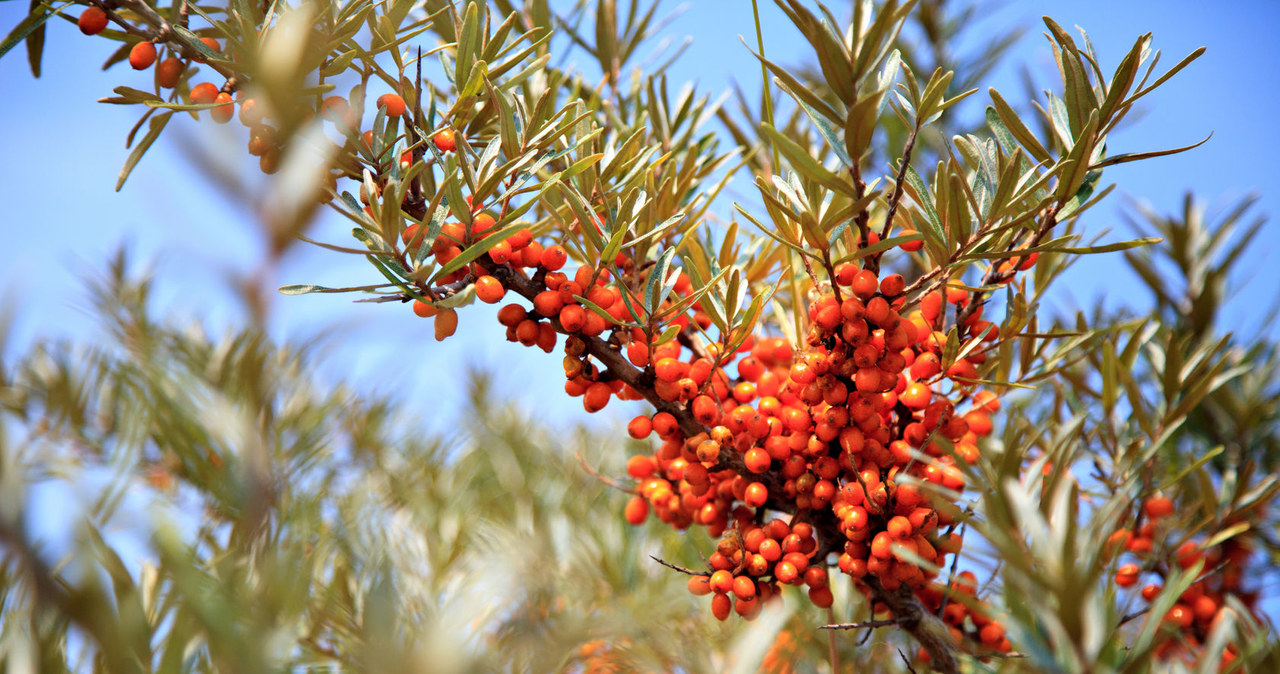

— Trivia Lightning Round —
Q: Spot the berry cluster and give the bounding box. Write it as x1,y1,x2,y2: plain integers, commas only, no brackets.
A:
76,5,454,182
1109,496,1256,668
684,519,829,620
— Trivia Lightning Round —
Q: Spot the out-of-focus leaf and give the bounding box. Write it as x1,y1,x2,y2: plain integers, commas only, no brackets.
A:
116,111,172,191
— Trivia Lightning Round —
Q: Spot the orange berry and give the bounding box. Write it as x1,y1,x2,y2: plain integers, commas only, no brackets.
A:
469,212,496,240
623,496,648,525
1144,495,1175,520
879,273,905,297
870,532,893,559
129,42,157,70
1115,563,1140,588
654,357,686,382
744,448,770,473
582,382,612,412
238,97,262,126
1141,584,1162,602
979,622,1006,646
744,482,768,507
808,586,834,608
486,239,512,264
687,575,712,596
532,290,563,317
626,455,655,479
411,299,437,318
433,309,458,341
710,569,734,594
850,269,879,299
78,7,108,35
210,92,234,124
1164,604,1193,629
899,229,924,252
189,82,219,106
774,560,798,584
541,245,568,271
651,412,678,437
320,95,353,126
558,304,586,332
964,410,993,436
259,149,281,175
434,128,457,152
496,303,525,327
1175,541,1203,569
156,57,184,88
199,37,221,53
473,275,505,303
691,395,720,425
247,127,275,157
833,262,857,286
627,415,652,439
900,382,931,409
711,593,732,620
972,390,1000,413
376,93,406,117
733,575,757,601
1193,595,1218,622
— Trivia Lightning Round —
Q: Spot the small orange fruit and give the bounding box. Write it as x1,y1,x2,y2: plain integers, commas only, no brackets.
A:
129,42,157,70
78,7,108,35
474,275,505,303
376,93,406,117
210,92,234,124
156,57,184,88
433,128,457,152
189,82,220,105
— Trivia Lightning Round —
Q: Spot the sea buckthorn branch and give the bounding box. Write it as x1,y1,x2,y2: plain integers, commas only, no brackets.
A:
86,2,151,39
98,0,238,83
13,0,1237,669
877,122,921,246
650,555,709,577
821,616,905,631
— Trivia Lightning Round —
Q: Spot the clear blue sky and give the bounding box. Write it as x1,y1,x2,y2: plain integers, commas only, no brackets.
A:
1,0,1277,435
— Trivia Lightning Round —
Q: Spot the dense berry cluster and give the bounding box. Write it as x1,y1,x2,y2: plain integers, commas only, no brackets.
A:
613,261,1017,658
1109,496,1257,668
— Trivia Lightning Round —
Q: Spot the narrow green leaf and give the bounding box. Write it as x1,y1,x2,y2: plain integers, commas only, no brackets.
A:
760,124,853,197
0,0,59,63
959,236,1161,260
116,111,172,191
832,233,923,265
25,0,45,77
1090,132,1211,170
901,165,947,255
989,89,1052,163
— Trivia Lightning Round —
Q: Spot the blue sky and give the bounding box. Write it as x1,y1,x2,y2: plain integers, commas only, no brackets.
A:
1,0,1277,435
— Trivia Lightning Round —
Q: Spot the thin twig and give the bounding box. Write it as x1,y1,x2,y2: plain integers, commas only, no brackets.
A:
820,617,905,631
826,607,840,672
879,123,921,243
110,0,239,83
898,647,919,674
575,452,637,494
649,555,708,576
